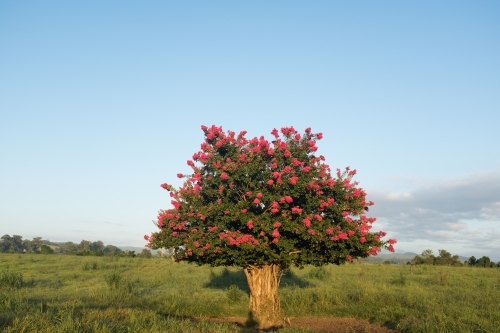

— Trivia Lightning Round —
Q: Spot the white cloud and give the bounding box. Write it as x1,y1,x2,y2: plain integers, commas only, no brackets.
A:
368,170,500,260
447,222,467,230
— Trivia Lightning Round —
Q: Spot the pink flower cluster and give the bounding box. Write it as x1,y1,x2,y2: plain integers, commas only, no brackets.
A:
219,231,260,246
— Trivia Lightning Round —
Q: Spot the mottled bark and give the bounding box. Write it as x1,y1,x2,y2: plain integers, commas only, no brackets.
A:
243,264,284,329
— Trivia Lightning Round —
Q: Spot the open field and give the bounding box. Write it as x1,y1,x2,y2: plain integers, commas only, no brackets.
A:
1,254,499,332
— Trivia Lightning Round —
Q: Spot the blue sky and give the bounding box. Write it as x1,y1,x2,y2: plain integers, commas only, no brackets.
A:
1,1,499,260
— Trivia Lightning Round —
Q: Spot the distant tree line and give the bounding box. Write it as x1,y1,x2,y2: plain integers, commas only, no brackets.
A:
0,234,152,258
466,255,498,268
411,249,500,268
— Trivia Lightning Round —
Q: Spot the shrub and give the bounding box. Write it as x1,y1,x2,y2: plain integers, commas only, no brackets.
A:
39,245,54,254
226,284,246,303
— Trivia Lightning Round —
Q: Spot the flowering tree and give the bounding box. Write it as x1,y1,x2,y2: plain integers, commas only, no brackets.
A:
146,125,396,329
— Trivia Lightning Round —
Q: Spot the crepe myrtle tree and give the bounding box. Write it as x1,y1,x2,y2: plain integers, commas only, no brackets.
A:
146,125,396,329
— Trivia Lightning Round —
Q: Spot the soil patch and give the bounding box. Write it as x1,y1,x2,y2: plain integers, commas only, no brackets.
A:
202,316,398,333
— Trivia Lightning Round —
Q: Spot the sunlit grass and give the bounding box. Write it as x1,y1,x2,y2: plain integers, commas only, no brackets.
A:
0,254,499,332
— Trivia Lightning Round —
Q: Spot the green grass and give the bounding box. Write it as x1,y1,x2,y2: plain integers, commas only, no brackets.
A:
0,254,499,332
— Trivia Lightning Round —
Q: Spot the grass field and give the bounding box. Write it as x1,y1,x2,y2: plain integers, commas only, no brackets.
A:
1,253,499,332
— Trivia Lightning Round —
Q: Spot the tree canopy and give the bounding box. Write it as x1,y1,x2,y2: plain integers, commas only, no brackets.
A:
147,125,396,268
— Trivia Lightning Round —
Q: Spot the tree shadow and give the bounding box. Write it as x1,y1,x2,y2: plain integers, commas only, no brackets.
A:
280,269,313,288
204,268,250,292
204,267,313,292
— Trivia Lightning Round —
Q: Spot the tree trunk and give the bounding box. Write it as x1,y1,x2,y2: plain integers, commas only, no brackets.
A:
243,263,284,329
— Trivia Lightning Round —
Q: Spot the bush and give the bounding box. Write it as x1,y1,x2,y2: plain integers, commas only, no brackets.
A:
39,245,54,254
137,249,152,258
226,284,246,303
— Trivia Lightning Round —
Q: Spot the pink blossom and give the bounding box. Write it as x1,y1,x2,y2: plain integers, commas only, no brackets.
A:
241,209,247,213
302,218,311,228
272,238,279,244
187,160,194,166
302,166,310,173
221,173,228,180
267,179,274,186
247,220,254,229
315,214,322,221
338,232,348,240
284,196,293,203
289,176,298,185
360,237,366,244
194,241,200,248
273,222,281,228
256,192,263,198
253,198,260,204
346,255,352,262
284,150,291,157
272,229,280,237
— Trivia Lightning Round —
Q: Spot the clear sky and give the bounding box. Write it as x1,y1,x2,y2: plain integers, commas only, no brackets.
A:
1,1,499,260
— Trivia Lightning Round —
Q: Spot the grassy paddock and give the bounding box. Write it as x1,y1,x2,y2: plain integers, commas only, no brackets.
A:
0,254,499,332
